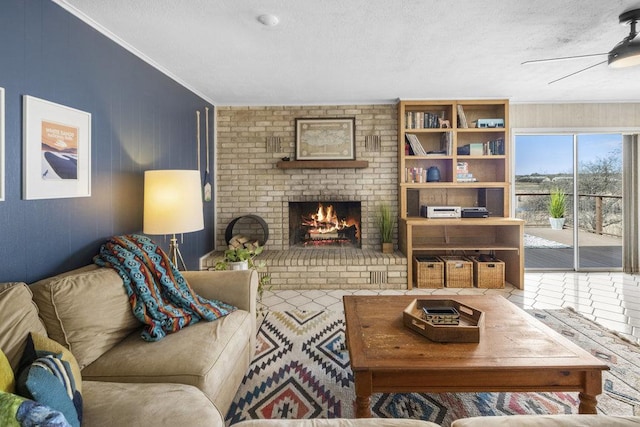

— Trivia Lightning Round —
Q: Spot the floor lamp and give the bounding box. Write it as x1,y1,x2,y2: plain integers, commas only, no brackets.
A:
143,170,204,270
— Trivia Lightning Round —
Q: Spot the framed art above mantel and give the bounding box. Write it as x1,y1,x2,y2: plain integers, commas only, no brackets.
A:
295,117,355,161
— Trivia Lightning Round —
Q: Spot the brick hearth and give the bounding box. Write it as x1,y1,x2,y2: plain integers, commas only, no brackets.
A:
201,249,407,290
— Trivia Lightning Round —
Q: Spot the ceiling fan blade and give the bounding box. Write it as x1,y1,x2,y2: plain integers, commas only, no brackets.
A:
548,60,608,84
522,53,608,65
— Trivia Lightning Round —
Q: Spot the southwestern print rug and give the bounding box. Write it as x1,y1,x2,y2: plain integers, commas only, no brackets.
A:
225,309,640,426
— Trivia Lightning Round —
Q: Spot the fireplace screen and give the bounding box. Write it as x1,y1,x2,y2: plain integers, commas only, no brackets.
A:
289,201,361,248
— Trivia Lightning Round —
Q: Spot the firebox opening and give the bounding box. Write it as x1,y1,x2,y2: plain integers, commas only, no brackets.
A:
289,201,361,248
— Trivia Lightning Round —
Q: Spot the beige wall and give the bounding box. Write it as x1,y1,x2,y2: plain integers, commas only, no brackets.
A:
216,105,398,251
511,103,640,128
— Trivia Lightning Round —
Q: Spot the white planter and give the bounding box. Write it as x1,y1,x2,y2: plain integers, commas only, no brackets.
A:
549,217,565,230
228,260,249,271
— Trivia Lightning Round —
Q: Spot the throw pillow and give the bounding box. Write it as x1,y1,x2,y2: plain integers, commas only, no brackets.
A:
28,333,82,394
0,350,14,393
15,334,81,427
0,390,71,427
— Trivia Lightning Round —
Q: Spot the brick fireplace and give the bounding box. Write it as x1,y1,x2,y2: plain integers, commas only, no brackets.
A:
204,104,407,289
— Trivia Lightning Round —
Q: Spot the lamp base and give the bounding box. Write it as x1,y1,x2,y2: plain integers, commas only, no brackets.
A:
168,235,187,271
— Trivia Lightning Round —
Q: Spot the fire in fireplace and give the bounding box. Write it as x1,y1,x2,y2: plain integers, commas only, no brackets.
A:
289,201,361,248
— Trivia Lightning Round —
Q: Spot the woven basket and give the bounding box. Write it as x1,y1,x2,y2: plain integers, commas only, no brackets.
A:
412,256,444,288
470,256,505,288
439,256,473,288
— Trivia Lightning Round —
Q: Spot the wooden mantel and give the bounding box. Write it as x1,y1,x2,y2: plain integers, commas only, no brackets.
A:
276,160,369,169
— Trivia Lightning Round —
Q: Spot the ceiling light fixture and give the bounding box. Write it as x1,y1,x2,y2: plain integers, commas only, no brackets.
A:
257,14,279,27
608,8,640,68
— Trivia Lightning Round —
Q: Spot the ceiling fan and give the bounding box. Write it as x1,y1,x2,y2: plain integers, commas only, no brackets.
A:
523,8,640,84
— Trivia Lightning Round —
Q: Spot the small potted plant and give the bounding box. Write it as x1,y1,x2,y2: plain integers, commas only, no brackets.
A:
548,188,566,230
377,203,396,253
215,244,271,312
218,246,260,270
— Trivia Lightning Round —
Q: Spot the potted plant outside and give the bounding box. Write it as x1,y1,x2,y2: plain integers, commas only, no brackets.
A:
548,188,566,230
377,203,396,253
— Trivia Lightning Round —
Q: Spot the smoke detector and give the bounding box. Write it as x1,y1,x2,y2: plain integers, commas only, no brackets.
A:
257,14,279,27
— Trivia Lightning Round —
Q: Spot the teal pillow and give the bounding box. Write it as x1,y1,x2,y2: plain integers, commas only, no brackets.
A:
16,356,79,427
0,390,71,427
15,335,81,427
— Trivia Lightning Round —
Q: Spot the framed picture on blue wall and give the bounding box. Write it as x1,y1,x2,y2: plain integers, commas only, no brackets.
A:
0,88,4,201
22,96,91,200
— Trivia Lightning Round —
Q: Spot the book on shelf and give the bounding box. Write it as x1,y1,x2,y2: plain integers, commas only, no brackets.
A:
456,105,468,128
457,138,505,156
485,138,505,155
456,173,474,179
405,111,446,129
405,133,427,156
405,167,426,183
440,131,453,155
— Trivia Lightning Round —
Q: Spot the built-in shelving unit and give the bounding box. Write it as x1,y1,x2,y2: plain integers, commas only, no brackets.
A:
397,99,524,289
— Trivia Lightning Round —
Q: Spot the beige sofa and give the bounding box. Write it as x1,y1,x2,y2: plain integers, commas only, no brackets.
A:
1,265,258,427
3,266,639,427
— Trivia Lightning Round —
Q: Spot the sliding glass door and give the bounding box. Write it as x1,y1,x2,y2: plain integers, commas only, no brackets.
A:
575,134,623,269
514,133,622,271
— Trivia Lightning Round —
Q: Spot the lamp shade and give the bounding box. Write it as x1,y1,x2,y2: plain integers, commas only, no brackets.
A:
143,170,204,235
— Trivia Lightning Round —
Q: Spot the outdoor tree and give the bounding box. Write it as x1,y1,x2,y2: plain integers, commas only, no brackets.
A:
515,148,622,235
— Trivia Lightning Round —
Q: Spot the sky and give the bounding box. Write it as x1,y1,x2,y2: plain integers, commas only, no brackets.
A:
514,133,622,176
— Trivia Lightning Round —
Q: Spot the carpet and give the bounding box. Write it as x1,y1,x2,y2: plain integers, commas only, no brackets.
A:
225,309,640,426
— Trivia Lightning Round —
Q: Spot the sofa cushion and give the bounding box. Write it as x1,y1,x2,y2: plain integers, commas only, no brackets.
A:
0,282,48,371
81,309,253,410
30,265,140,369
81,381,223,427
450,414,640,427
0,350,14,393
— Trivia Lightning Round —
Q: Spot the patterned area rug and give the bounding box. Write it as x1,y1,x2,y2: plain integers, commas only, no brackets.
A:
225,309,640,426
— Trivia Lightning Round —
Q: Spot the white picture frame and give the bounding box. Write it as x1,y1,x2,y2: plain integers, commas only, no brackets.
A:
23,95,91,200
0,88,5,201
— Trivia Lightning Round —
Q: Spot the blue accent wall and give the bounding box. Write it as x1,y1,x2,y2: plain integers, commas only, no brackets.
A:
0,0,214,282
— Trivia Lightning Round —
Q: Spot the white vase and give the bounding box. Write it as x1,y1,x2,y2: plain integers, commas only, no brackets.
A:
549,217,565,230
228,260,249,271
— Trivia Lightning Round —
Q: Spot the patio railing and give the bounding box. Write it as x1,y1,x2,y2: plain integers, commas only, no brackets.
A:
515,192,623,237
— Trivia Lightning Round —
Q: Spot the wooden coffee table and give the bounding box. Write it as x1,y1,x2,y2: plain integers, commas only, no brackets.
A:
343,295,609,418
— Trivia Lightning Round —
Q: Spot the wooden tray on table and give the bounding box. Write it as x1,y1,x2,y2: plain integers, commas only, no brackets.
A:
403,299,484,343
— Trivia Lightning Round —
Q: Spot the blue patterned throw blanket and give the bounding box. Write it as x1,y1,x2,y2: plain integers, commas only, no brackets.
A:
94,234,236,341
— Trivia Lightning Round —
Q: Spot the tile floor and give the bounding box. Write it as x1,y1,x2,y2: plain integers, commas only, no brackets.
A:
261,271,640,345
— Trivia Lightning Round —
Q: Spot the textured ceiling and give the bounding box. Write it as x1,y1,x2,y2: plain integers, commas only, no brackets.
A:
56,0,640,105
